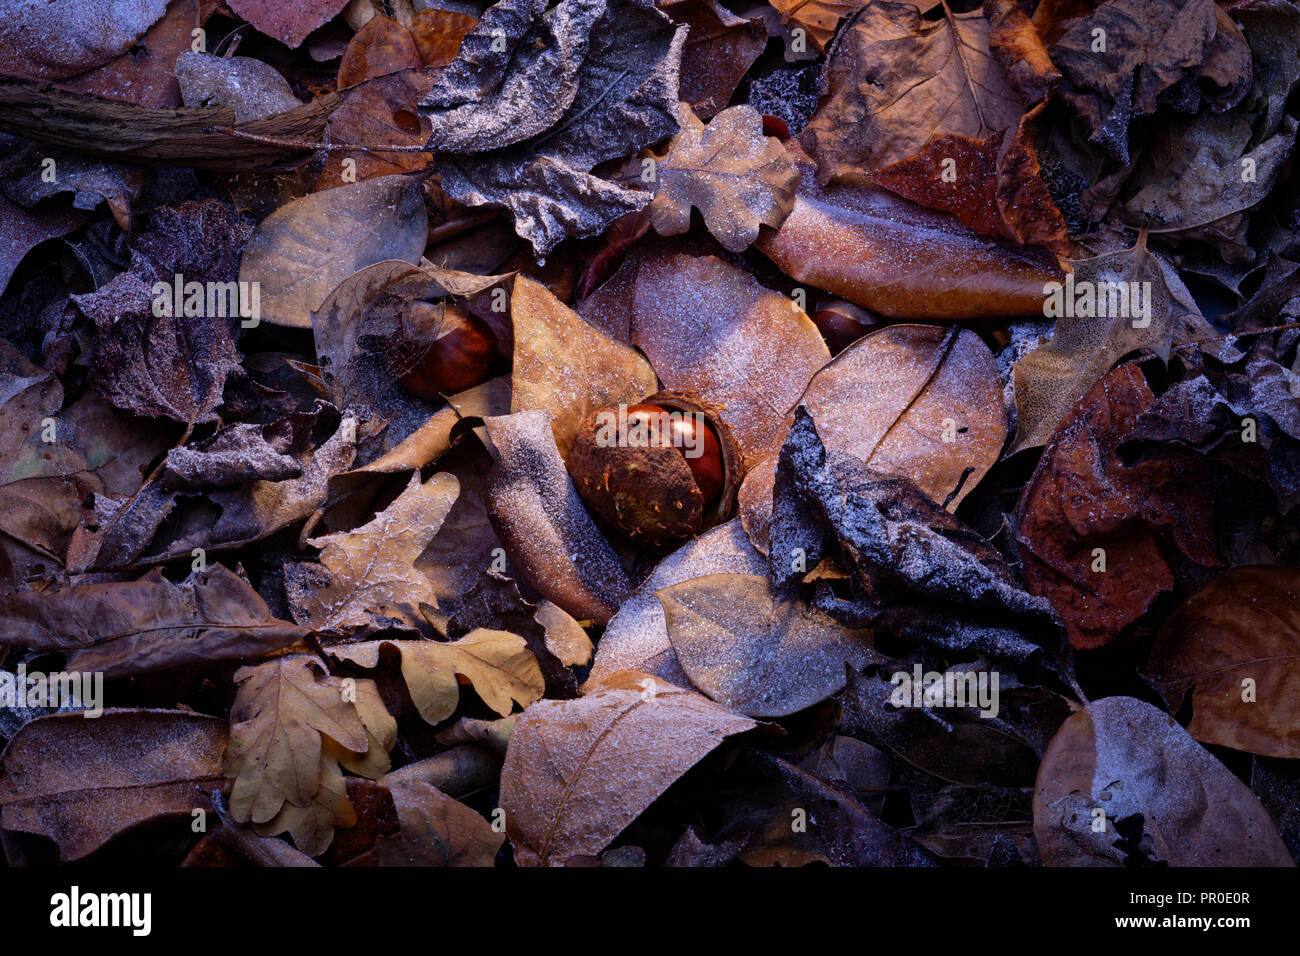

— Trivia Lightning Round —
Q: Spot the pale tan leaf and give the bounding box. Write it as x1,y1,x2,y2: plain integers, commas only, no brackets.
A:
224,655,369,825
657,573,880,717
510,275,658,461
332,629,545,726
649,104,799,252
297,471,460,633
499,670,755,866
239,175,427,328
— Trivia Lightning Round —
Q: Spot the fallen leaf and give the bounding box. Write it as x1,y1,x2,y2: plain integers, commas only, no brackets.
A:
238,175,428,328
509,274,658,461
588,519,766,686
0,709,227,862
756,145,1063,319
1148,567,1300,758
226,0,352,48
657,572,880,717
649,104,799,253
499,670,755,865
866,102,1069,255
1016,363,1218,649
0,0,172,81
661,0,768,118
534,600,593,668
0,194,89,294
331,629,545,726
419,0,687,258
0,564,307,679
294,471,460,634
798,0,1026,180
780,406,1052,617
1033,696,1293,865
176,52,303,123
1048,0,1251,164
739,324,1008,552
1010,236,1213,452
338,14,421,88
377,778,503,865
482,410,633,625
224,654,370,826
768,0,867,52
631,252,829,465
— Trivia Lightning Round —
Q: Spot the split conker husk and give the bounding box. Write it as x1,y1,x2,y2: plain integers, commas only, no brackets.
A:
567,392,744,547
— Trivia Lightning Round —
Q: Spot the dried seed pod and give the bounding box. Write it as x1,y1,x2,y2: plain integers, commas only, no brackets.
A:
568,391,744,547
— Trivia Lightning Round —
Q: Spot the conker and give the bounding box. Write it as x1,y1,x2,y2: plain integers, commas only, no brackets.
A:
567,393,743,547
623,403,724,508
810,300,879,354
396,302,496,398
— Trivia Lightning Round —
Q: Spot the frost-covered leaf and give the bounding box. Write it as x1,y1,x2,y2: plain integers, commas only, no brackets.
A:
588,519,766,686
739,324,1007,552
499,670,755,865
0,709,227,862
0,564,308,679
657,573,880,717
510,274,657,460
482,410,632,625
1016,364,1218,649
1033,696,1292,866
631,252,829,465
418,0,687,258
226,0,352,48
238,176,428,329
295,472,460,634
649,104,799,253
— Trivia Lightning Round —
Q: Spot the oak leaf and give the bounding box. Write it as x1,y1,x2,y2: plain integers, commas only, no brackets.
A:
649,104,799,253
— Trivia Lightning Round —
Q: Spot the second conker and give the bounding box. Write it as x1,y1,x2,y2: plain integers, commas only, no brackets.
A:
396,301,496,398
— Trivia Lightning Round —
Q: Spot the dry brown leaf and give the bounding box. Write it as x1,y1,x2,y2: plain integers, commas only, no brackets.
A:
649,103,799,253
0,564,308,679
509,274,658,461
257,747,357,856
739,324,1007,551
338,14,421,88
0,709,227,862
1033,696,1293,866
798,0,1025,179
756,146,1062,319
631,252,829,465
224,655,370,826
1148,567,1300,758
534,600,593,667
295,472,460,634
1015,364,1218,649
410,9,479,69
331,629,545,726
499,670,756,865
316,70,435,188
238,176,428,328
377,778,503,866
587,519,766,686
657,573,880,717
482,410,633,625
227,0,351,48
661,0,768,118
768,0,867,51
